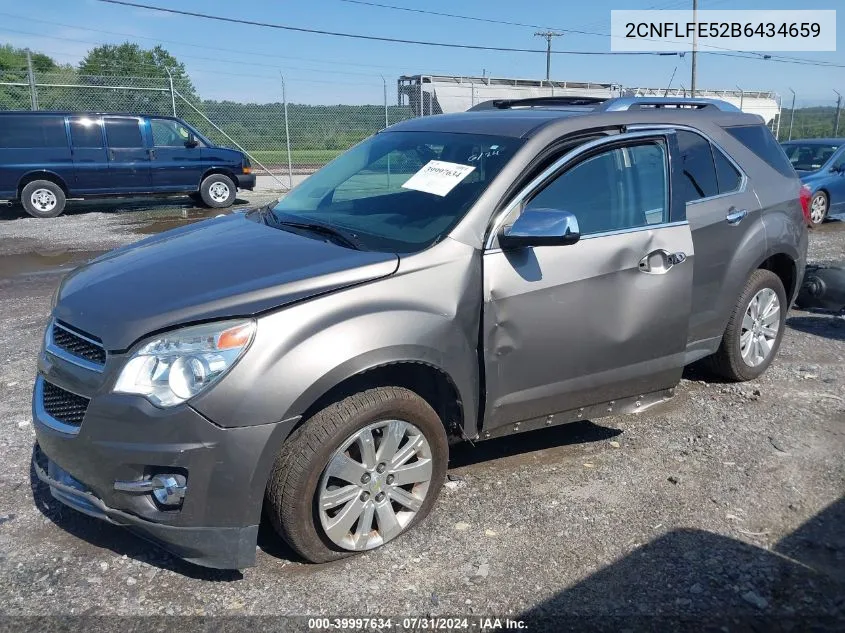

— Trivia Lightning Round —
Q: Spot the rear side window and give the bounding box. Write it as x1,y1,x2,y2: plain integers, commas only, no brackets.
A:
726,125,795,178
713,147,742,193
676,131,718,203
526,141,668,236
0,116,67,148
104,118,143,148
69,118,104,148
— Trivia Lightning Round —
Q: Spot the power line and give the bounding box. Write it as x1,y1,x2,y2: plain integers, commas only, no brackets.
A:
94,0,675,57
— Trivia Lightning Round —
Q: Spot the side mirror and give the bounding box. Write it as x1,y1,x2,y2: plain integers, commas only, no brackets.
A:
830,165,843,173
185,134,199,148
499,209,581,249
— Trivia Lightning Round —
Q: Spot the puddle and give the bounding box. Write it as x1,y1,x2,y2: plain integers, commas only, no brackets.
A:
0,249,105,280
126,206,236,235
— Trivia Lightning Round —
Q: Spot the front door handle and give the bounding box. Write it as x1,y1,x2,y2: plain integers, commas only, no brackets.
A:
148,148,156,160
639,249,687,274
726,208,748,225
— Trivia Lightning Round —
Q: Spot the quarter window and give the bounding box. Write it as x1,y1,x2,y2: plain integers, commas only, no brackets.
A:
0,115,67,148
524,141,668,236
69,118,104,148
713,147,742,193
676,130,718,203
104,118,144,148
727,125,795,178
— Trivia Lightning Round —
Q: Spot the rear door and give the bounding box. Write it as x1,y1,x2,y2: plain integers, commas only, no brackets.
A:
103,116,151,192
482,131,694,432
68,116,108,193
147,117,205,191
671,129,762,347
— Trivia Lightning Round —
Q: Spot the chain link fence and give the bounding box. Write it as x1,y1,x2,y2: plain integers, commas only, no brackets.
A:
0,69,416,189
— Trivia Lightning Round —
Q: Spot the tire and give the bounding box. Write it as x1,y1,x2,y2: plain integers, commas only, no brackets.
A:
809,191,828,227
265,386,448,563
20,180,66,218
703,269,788,382
199,174,236,208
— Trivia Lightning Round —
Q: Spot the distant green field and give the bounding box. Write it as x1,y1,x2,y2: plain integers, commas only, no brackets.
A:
249,149,342,167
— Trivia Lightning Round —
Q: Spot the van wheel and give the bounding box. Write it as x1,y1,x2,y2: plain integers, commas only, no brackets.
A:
703,269,787,382
265,387,448,563
21,180,66,218
199,174,236,208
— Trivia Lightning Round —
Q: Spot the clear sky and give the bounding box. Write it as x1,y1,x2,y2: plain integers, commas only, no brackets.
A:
1,0,843,106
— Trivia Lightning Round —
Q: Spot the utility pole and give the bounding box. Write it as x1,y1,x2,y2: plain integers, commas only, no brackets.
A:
534,31,563,81
834,89,842,137
25,48,38,110
690,0,698,98
787,88,796,141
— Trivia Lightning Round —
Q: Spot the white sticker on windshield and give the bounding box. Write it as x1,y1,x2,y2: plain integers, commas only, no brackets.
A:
401,160,476,197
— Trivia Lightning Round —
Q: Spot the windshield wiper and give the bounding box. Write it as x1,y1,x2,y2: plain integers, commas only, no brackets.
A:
264,212,364,251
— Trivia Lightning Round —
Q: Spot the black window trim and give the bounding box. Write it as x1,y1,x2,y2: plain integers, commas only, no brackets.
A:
626,124,748,204
485,129,683,251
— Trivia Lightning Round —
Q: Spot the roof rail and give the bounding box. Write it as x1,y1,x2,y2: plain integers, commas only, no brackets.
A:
468,96,609,111
598,97,741,113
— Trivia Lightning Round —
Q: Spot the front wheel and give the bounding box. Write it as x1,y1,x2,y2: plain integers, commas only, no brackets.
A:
809,191,828,227
265,387,448,563
703,269,787,381
199,174,236,208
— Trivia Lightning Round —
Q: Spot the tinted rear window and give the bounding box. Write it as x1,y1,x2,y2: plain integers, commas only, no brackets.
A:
104,118,143,148
676,130,718,203
726,125,795,178
69,118,104,148
713,147,742,193
0,116,67,148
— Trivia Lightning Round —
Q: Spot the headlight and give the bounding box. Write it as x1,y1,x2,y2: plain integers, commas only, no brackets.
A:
113,319,255,407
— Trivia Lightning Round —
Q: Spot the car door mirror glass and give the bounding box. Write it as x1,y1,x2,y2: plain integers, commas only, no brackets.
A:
499,209,581,249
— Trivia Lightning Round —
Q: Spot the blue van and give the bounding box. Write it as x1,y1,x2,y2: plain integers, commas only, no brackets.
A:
0,112,255,218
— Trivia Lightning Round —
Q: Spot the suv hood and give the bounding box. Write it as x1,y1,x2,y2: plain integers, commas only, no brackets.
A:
54,213,399,350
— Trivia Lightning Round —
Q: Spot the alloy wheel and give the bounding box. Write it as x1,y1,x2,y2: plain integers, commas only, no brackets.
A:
740,288,781,367
317,419,433,551
810,194,827,224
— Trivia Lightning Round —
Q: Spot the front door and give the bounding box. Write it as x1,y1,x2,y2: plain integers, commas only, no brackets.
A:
103,116,151,192
827,149,845,214
482,132,694,432
147,117,205,191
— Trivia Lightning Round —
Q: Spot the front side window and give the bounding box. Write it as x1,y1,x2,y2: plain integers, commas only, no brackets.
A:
676,130,718,203
524,140,668,236
780,142,840,172
150,118,196,147
271,131,522,252
104,118,144,148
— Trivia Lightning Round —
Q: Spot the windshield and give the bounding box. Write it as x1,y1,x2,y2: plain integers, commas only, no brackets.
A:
781,142,841,172
271,131,522,252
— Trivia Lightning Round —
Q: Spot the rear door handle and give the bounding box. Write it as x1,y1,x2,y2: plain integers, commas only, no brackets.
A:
726,209,748,225
148,148,156,159
639,249,687,274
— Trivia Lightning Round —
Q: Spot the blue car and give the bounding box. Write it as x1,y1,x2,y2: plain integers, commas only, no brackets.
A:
780,138,845,226
0,111,255,218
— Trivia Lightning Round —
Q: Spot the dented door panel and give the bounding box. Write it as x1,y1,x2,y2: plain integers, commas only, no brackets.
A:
482,224,694,432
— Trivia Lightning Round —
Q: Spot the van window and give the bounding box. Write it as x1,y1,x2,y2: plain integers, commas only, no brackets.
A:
0,116,67,148
150,118,196,147
676,131,718,203
104,118,144,148
727,125,795,178
69,118,104,148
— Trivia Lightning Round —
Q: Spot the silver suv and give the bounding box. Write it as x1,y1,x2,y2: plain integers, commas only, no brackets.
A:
32,97,807,569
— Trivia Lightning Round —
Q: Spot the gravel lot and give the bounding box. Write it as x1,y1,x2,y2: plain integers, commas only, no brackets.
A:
0,198,843,631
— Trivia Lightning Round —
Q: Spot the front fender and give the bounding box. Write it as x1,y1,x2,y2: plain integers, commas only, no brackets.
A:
190,238,482,437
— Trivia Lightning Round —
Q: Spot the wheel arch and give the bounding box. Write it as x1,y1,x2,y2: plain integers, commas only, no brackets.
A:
17,170,69,197
757,251,799,304
199,167,238,189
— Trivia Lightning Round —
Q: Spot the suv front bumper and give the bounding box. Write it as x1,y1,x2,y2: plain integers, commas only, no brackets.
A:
235,173,256,190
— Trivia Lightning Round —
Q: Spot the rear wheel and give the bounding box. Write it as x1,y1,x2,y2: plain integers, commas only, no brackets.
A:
704,269,787,381
20,180,66,218
199,174,236,208
265,386,448,563
809,191,828,226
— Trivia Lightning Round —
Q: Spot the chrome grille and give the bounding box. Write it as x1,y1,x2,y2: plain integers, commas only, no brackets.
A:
41,381,90,427
51,321,106,366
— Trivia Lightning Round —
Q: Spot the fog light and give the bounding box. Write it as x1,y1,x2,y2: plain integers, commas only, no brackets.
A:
152,474,187,507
